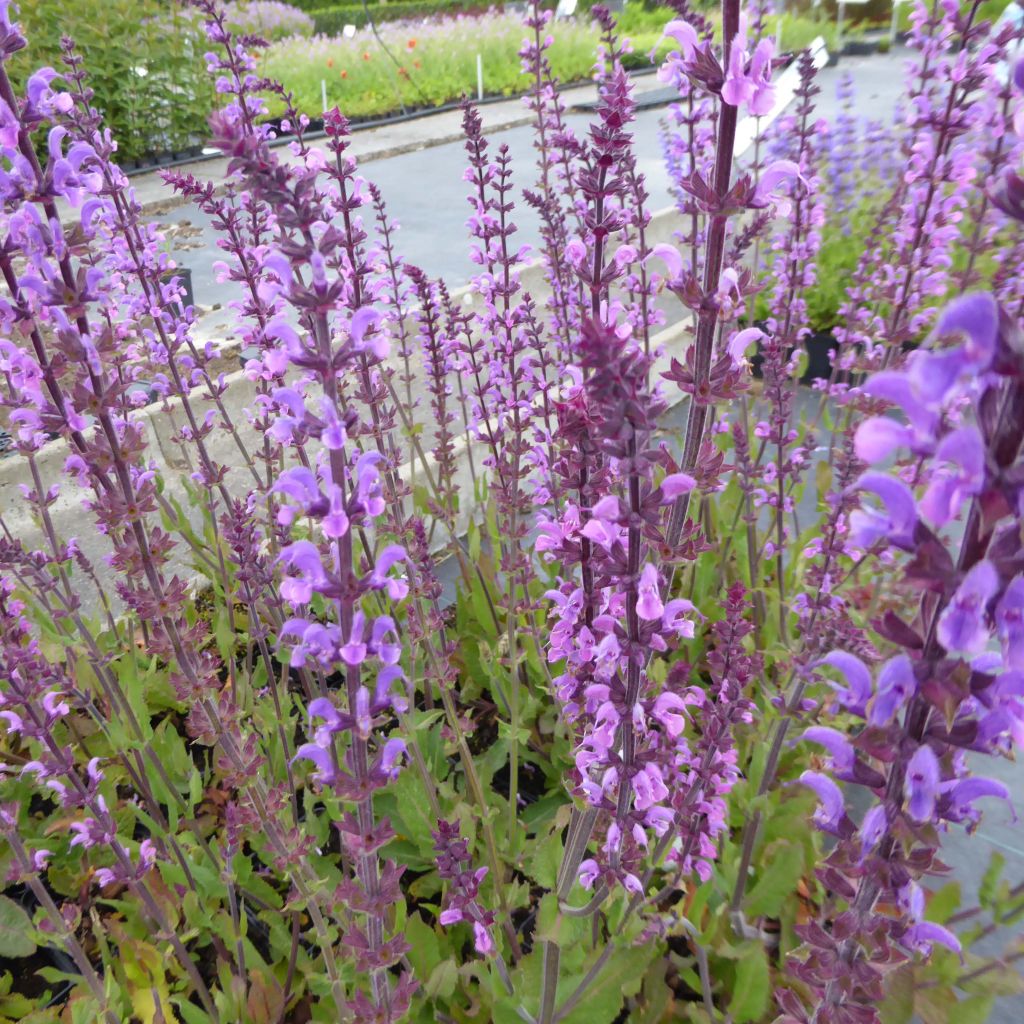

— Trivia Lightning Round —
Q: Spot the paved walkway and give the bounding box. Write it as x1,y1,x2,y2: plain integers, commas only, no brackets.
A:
154,48,908,352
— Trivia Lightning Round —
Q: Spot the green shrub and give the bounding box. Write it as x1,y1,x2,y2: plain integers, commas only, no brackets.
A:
260,10,599,118
7,0,214,162
309,1,502,35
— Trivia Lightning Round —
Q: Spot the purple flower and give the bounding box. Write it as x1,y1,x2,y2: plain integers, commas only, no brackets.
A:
472,921,494,957
636,564,664,621
861,372,940,447
919,427,986,526
293,743,336,785
722,18,776,116
850,472,917,550
854,415,915,464
378,738,407,782
800,771,847,833
820,651,872,715
663,19,699,58
869,655,916,726
579,858,600,890
647,242,684,284
801,726,856,777
933,292,998,372
858,804,888,861
904,744,940,823
903,922,962,957
652,692,689,738
937,560,999,656
995,575,1024,670
726,327,765,369
940,777,1011,829
658,473,697,500
752,161,803,210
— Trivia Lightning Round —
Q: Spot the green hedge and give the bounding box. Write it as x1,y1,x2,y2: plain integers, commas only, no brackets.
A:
309,1,508,35
9,0,214,163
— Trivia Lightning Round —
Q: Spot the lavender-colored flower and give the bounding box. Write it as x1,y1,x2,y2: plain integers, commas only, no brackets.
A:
819,650,873,715
850,472,918,550
904,744,940,823
799,771,848,834
869,655,916,726
937,560,999,656
995,575,1024,669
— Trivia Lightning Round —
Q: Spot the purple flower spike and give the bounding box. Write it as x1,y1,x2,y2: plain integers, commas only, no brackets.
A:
904,744,940,823
995,575,1024,670
820,651,873,715
937,560,999,656
800,771,847,833
850,472,917,550
869,655,916,726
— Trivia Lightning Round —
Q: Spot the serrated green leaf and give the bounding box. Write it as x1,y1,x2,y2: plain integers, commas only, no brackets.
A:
0,896,36,958
978,852,1006,908
404,912,442,979
744,841,805,919
425,959,459,1000
925,882,961,925
879,965,916,1024
730,944,770,1024
557,943,658,1024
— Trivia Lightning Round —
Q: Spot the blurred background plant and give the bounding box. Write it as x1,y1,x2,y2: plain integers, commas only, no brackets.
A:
7,0,214,162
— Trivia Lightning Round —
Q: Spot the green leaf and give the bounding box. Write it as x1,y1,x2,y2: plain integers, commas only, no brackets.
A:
404,913,442,979
535,892,589,950
879,966,916,1024
925,882,961,926
528,827,564,889
558,944,658,1024
0,896,36,958
978,852,1006,909
917,992,993,1024
729,945,770,1024
424,959,459,1001
744,841,805,919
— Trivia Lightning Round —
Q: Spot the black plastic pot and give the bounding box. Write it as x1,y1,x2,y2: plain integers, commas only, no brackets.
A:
842,39,879,56
804,331,835,383
750,329,835,386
